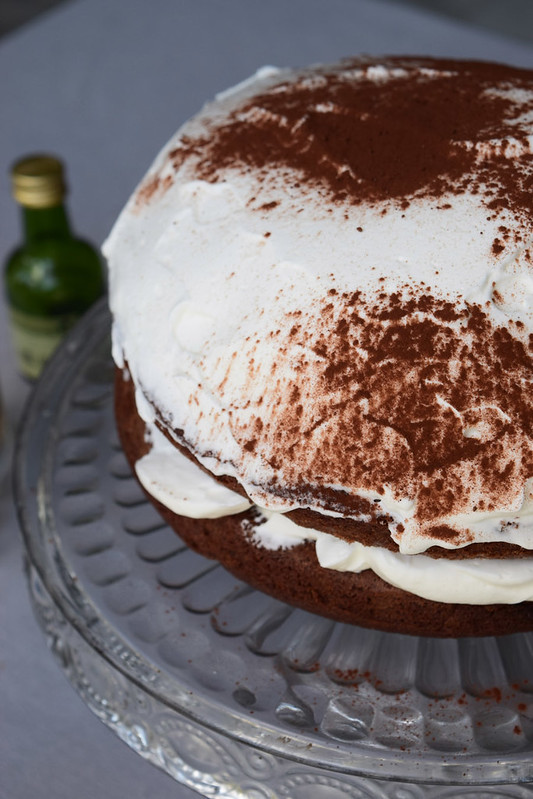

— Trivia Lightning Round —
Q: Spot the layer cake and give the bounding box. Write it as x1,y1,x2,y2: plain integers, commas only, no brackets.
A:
104,57,533,636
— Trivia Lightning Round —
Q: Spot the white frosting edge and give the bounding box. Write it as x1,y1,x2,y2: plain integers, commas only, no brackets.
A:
135,423,252,518
135,420,533,606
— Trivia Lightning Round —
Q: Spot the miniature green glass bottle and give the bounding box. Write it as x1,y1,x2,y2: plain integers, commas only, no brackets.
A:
4,154,104,380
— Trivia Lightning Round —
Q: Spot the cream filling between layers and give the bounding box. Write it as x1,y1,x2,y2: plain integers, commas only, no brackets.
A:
132,382,533,557
135,422,533,606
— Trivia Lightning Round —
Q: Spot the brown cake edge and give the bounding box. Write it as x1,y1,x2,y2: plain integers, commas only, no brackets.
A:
114,368,533,637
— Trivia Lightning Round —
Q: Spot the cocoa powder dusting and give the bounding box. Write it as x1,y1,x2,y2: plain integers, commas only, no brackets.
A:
134,174,173,210
220,289,533,544
148,57,533,239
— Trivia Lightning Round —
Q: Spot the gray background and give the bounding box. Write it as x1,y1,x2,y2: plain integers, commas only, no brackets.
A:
0,0,533,41
2,0,533,43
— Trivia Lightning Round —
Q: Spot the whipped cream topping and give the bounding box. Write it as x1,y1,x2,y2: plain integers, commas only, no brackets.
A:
105,57,533,554
135,424,533,605
135,422,252,518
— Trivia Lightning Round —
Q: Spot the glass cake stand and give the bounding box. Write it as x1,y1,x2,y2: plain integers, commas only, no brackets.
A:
14,298,533,798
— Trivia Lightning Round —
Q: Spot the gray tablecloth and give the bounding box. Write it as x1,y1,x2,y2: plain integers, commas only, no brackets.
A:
1,1,533,796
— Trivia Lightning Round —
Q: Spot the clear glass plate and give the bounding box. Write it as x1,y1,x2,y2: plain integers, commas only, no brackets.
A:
14,298,533,797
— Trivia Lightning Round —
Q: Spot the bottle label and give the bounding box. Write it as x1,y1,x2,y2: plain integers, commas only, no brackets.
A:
8,308,79,380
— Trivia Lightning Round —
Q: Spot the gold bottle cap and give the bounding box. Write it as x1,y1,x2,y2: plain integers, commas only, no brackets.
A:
11,154,67,208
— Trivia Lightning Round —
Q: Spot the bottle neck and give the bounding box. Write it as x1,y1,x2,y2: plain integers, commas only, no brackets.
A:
21,203,71,243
